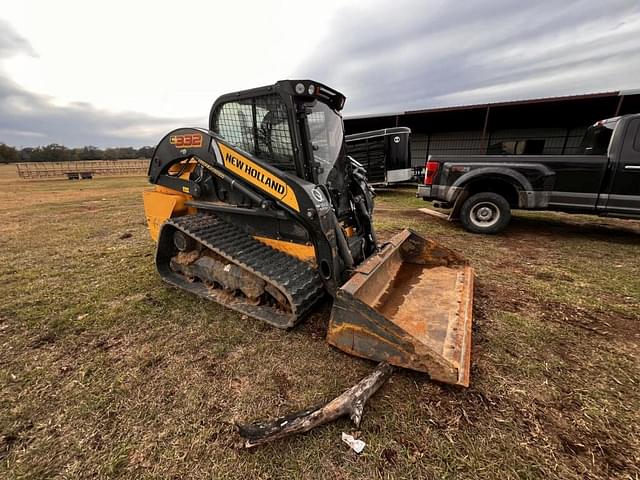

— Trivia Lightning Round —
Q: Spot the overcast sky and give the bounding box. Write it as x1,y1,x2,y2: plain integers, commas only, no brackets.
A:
1,0,639,148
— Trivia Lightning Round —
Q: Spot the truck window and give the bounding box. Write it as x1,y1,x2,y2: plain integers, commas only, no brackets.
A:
212,95,295,170
579,123,615,155
487,139,545,155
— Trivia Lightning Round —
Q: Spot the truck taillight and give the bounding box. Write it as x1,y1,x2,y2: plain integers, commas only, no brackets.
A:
424,160,440,185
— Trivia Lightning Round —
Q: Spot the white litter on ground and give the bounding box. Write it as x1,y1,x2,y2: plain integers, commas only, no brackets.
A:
341,432,366,454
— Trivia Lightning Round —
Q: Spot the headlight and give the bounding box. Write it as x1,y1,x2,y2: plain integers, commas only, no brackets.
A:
308,84,315,95
295,83,305,95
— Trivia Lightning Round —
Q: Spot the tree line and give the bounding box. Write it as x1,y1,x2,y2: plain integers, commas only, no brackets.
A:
0,144,154,163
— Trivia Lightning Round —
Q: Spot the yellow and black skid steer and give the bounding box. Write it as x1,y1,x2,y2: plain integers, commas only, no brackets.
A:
143,80,474,386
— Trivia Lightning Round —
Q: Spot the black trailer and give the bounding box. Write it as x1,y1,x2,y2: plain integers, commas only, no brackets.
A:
345,127,413,185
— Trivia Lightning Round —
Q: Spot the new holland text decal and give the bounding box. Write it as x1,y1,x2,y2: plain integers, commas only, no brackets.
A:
217,142,299,212
170,133,203,148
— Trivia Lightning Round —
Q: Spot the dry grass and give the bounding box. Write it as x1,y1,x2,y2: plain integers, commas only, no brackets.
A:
0,164,639,479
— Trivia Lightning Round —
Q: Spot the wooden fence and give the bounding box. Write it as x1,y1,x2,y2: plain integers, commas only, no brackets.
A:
15,160,149,180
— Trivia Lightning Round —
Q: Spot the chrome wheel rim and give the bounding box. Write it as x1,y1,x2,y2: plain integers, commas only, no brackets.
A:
469,201,500,228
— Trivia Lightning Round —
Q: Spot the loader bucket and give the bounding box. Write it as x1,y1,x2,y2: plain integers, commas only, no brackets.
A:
327,229,473,387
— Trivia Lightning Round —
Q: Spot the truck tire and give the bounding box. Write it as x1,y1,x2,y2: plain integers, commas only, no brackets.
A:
460,192,511,234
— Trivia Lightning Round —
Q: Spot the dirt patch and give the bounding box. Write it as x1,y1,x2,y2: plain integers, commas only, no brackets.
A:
379,447,399,467
536,406,638,476
299,303,331,339
474,281,536,319
271,372,292,401
476,279,638,342
510,213,640,242
29,330,58,349
538,301,638,339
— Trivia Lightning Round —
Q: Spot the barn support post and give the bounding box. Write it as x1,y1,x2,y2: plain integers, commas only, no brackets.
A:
480,106,491,153
561,128,571,155
614,95,624,116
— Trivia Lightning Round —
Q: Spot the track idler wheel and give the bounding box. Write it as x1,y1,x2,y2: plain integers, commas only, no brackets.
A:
173,230,197,252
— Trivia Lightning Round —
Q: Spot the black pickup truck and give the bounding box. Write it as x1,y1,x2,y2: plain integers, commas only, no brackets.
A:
417,114,640,233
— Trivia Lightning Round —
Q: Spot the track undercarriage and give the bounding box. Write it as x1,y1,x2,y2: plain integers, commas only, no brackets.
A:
155,214,324,329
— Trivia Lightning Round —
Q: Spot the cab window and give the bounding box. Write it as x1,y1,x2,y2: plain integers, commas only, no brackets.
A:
212,95,295,171
579,123,615,155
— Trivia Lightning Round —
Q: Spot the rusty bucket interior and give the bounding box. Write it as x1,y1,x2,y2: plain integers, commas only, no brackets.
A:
326,229,473,387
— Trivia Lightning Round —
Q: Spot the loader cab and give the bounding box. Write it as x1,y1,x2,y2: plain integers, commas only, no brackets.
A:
209,80,348,190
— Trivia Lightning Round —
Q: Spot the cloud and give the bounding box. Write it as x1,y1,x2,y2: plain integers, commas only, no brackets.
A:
0,18,36,59
0,20,199,148
3,1,640,146
293,0,640,115
0,75,201,147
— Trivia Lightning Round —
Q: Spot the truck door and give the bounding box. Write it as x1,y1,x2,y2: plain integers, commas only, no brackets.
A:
606,117,640,214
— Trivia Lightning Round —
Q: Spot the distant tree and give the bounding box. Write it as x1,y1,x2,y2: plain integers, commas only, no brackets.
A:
77,146,104,160
118,147,137,159
67,148,80,161
103,148,119,160
20,147,33,161
136,146,154,158
14,144,155,162
0,143,19,163
30,144,74,162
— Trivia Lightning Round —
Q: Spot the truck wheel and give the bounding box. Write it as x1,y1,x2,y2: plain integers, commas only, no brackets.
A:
460,192,511,234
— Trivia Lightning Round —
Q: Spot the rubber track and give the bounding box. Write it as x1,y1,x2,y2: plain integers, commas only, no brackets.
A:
163,214,324,325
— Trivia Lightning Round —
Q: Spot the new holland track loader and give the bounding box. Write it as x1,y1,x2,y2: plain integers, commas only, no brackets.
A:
143,80,474,386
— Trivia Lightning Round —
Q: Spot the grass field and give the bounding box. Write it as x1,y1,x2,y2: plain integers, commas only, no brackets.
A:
1,164,639,479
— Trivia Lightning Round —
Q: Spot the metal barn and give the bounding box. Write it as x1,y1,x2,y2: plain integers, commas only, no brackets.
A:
345,89,640,168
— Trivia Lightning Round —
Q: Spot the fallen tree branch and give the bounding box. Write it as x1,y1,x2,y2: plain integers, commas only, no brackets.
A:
237,362,394,448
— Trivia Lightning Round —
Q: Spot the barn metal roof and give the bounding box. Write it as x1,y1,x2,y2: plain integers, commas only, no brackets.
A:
345,89,633,120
